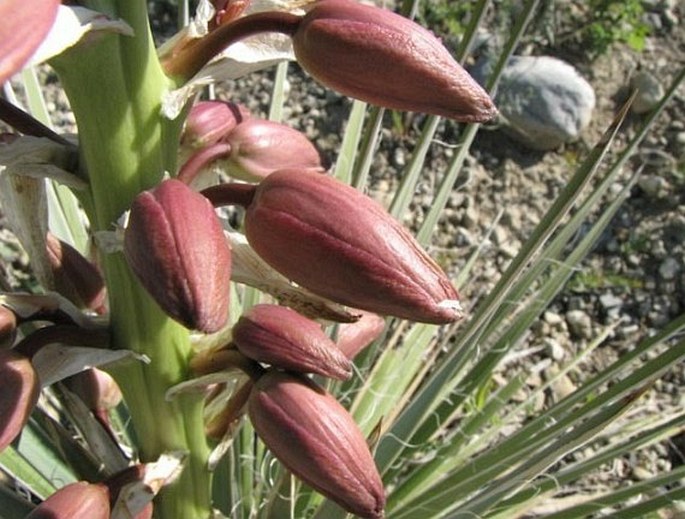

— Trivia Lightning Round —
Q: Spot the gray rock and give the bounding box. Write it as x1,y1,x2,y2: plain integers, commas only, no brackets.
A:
544,338,566,362
631,70,664,114
476,56,596,150
566,310,593,339
659,257,680,281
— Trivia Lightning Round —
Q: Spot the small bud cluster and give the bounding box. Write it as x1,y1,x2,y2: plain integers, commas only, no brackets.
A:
0,0,496,516
178,101,325,187
118,2,496,514
193,303,385,518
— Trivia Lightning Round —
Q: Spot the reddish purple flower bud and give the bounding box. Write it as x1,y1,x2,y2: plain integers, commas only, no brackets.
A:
26,481,110,519
232,304,351,379
336,311,386,359
45,232,107,314
248,371,385,519
0,349,39,451
216,169,461,324
124,179,231,333
65,368,122,418
222,119,326,182
292,0,496,122
182,100,250,149
0,0,59,84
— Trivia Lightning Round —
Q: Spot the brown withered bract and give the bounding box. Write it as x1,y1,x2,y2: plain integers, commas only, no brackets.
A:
124,179,231,333
232,304,352,379
241,169,462,324
292,0,497,122
248,371,385,519
0,349,39,451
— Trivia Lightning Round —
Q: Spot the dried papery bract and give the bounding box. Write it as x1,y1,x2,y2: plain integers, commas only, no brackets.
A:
248,371,385,519
0,349,40,451
232,304,352,379
292,0,497,121
204,169,462,324
124,179,231,333
26,481,110,519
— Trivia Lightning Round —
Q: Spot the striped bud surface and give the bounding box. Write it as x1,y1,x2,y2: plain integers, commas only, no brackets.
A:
248,371,385,519
292,0,497,122
223,119,325,182
243,169,462,324
182,100,250,149
233,304,351,379
26,481,110,519
124,179,231,333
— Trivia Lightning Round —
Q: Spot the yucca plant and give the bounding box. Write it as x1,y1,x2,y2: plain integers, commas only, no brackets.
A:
0,0,683,518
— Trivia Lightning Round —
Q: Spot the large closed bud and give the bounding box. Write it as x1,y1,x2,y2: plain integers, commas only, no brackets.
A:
26,481,110,519
204,169,461,324
248,371,385,519
0,349,39,451
222,119,325,182
232,304,351,380
292,0,496,122
124,179,231,333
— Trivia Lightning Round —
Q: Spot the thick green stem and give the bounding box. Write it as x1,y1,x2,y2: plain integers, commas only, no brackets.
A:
51,3,212,517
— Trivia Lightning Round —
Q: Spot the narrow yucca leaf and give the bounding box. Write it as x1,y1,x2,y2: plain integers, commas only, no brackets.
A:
387,374,526,509
448,389,653,518
388,115,440,219
350,322,439,436
351,106,384,190
416,0,540,246
395,387,647,518
494,412,685,515
57,384,129,476
18,70,90,253
374,74,631,477
412,174,637,448
396,334,685,516
541,468,685,519
334,100,367,184
29,405,105,483
0,447,56,500
267,61,288,123
389,0,491,220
